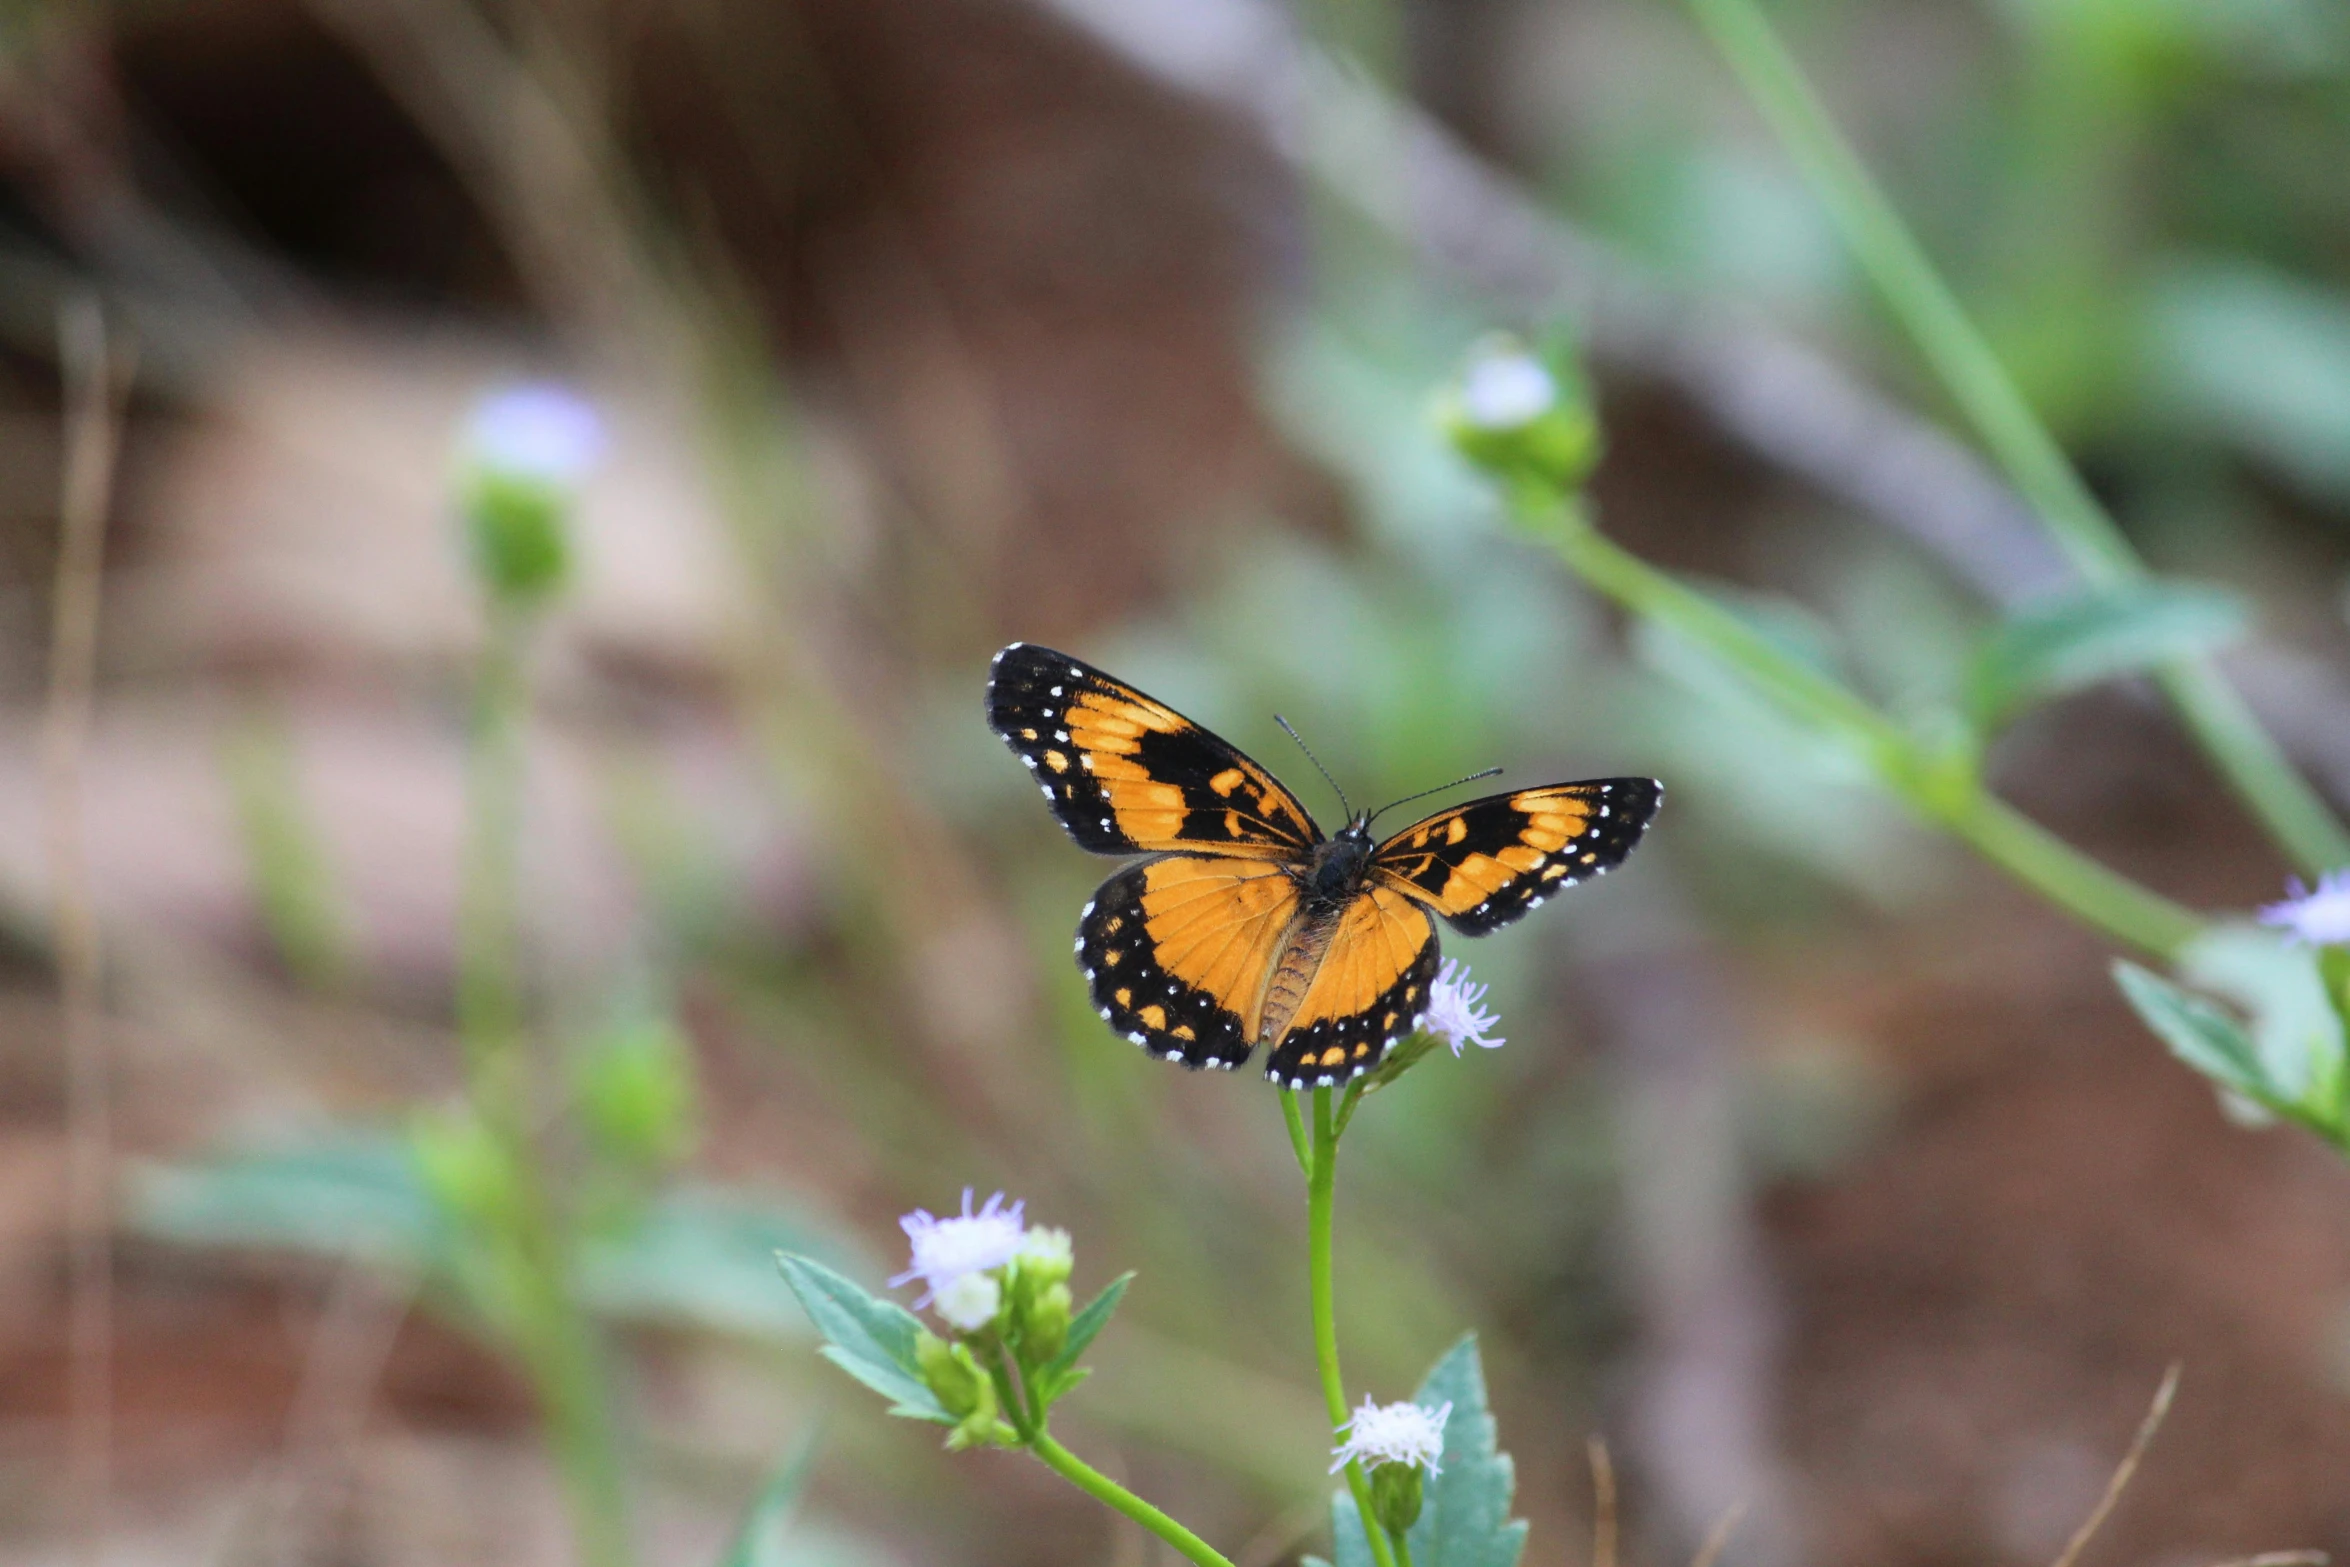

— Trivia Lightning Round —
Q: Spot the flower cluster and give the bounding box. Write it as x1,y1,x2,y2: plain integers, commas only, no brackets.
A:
894,1189,1077,1449
1425,960,1504,1055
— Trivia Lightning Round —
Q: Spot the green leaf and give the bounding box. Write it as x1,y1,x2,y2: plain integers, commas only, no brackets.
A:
2113,961,2278,1109
1406,1335,1528,1567
1964,583,2249,729
130,1132,444,1269
581,1184,844,1340
2178,925,2347,1109
775,1253,951,1424
718,1425,822,1567
1041,1271,1132,1382
1315,1490,1378,1567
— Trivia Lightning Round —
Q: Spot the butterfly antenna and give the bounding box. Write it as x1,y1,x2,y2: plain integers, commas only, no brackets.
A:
1274,715,1354,820
1367,766,1504,828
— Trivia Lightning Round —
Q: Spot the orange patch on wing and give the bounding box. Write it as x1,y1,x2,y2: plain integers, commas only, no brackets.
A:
1138,857,1301,1022
1284,888,1434,1034
1140,1004,1167,1030
1209,767,1246,796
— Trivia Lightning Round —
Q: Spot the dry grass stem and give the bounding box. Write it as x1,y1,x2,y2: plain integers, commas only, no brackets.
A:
1589,1436,1618,1567
2048,1362,2182,1567
2202,1553,2329,1567
47,295,126,1567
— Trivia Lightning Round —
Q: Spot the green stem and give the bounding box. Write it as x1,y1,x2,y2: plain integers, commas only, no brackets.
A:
458,604,634,1567
1028,1433,1238,1567
1681,0,2350,877
1524,502,2204,959
1281,1089,1313,1179
1309,1090,1400,1567
1392,1526,1418,1567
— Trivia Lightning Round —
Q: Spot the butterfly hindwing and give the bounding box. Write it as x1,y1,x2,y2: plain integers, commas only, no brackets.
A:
1261,887,1439,1089
1076,856,1302,1071
1371,779,1662,936
989,643,1320,859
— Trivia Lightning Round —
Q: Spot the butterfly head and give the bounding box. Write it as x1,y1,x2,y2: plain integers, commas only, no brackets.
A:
1305,818,1378,909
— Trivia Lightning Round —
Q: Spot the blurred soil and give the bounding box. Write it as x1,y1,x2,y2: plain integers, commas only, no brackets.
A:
3,1,2350,1564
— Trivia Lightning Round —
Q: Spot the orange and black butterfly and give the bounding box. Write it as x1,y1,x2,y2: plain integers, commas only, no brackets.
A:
987,643,1662,1088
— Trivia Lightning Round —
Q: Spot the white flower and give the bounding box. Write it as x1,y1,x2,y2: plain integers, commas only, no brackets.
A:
1424,960,1504,1055
1019,1226,1073,1272
466,383,605,487
1330,1396,1451,1475
891,1189,1026,1306
1458,348,1556,431
2259,872,2350,947
932,1270,1003,1333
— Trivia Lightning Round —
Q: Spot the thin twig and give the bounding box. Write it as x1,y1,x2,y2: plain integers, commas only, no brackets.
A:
1589,1437,1618,1567
1690,1500,1749,1567
2049,1363,2182,1567
2202,1553,2329,1567
48,293,123,1567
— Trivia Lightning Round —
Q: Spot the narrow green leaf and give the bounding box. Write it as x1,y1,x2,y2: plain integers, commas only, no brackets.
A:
2113,961,2278,1107
1965,583,2249,729
1042,1271,1133,1381
582,1184,844,1340
1406,1335,1528,1567
718,1425,823,1567
130,1133,442,1269
776,1254,950,1424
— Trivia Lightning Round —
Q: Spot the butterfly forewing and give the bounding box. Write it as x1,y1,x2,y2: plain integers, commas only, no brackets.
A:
988,643,1321,859
1077,857,1298,1070
1370,779,1662,936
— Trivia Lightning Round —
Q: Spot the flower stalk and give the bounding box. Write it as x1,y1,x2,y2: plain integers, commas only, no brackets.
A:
1306,1088,1403,1567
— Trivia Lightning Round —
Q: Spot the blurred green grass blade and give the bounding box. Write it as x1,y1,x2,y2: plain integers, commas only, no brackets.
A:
2149,261,2350,502
1964,583,2250,730
718,1425,823,1567
1405,1335,1527,1567
775,1254,951,1423
223,707,353,993
2113,961,2277,1107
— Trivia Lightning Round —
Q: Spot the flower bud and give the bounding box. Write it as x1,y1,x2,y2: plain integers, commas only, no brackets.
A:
1022,1280,1073,1365
916,1329,995,1423
1017,1226,1074,1287
459,384,601,608
1436,336,1600,498
1369,1459,1427,1535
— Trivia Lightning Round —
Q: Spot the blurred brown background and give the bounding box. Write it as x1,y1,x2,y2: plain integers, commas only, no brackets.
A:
5,0,2350,1562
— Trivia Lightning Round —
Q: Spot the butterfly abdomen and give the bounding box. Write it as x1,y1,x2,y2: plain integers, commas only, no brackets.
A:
1255,907,1346,1047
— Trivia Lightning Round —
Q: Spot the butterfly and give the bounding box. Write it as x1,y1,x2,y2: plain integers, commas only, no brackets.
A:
986,643,1662,1088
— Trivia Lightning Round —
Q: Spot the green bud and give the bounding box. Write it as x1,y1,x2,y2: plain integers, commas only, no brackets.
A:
917,1331,983,1416
1369,1459,1426,1535
464,473,572,606
574,1015,698,1170
1022,1280,1072,1365
1436,335,1600,499
408,1106,519,1231
1016,1227,1074,1288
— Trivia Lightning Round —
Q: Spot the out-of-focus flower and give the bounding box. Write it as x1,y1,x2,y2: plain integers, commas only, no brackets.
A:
933,1271,1004,1333
1458,349,1558,431
465,382,605,489
2259,872,2350,946
1330,1396,1451,1476
892,1189,1027,1306
1424,960,1504,1055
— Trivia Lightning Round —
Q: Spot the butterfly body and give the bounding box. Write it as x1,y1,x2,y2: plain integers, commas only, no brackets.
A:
987,643,1660,1088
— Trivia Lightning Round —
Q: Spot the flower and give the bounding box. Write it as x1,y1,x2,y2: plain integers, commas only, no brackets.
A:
892,1189,1027,1306
1330,1396,1451,1476
932,1271,1004,1333
1424,960,1504,1055
1457,348,1557,431
2259,872,2350,947
465,382,605,488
